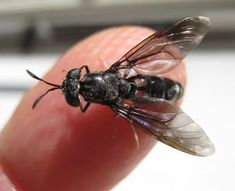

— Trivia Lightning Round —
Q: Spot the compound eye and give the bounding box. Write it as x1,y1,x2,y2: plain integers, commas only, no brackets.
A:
64,92,80,107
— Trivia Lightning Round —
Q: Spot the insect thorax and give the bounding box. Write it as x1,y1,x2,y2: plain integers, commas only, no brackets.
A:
79,72,132,104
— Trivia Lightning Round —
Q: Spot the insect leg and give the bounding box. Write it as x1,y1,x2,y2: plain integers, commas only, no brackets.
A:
99,56,109,69
112,106,140,149
80,65,90,74
130,122,140,150
80,102,91,113
112,113,121,139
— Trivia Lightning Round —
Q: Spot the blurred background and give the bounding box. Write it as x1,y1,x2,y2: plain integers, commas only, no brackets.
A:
0,0,234,190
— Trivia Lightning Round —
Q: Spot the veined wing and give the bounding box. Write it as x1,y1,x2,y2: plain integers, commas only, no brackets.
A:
113,100,215,156
109,16,210,78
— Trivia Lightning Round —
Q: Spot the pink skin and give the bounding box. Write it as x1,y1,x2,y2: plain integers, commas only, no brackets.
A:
0,26,186,191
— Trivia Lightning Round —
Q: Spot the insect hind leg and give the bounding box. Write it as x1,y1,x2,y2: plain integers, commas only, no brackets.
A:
112,111,140,150
112,113,121,140
99,56,110,69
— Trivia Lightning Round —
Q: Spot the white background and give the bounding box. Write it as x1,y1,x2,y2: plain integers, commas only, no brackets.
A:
0,50,234,190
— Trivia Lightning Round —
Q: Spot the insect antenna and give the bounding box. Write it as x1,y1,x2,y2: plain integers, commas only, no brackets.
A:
32,87,60,109
26,70,61,109
26,70,61,88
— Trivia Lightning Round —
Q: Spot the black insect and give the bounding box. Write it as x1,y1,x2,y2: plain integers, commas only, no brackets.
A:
27,16,215,156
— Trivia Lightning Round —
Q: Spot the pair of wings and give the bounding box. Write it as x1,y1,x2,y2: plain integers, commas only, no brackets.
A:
109,16,215,156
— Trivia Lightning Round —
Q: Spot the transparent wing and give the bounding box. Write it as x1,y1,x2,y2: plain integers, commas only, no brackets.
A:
113,100,215,156
109,16,210,77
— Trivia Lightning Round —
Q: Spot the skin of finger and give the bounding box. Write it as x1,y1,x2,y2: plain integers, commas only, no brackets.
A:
0,26,186,191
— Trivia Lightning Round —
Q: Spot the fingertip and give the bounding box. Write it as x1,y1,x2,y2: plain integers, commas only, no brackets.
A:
0,26,186,191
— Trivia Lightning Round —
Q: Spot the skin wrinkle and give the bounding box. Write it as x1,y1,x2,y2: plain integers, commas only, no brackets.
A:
80,29,127,68
89,27,155,71
104,28,155,68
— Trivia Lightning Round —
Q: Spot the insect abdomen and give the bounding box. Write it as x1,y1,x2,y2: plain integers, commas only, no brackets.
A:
128,75,184,102
148,76,184,101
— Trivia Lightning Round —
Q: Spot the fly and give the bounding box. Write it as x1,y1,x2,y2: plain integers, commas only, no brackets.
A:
27,16,215,156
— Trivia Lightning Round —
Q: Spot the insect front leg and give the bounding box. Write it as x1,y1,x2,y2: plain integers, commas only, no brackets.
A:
80,65,90,74
80,102,91,113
